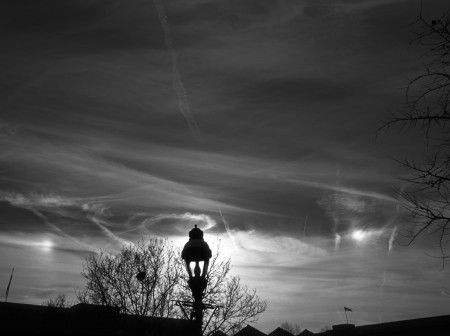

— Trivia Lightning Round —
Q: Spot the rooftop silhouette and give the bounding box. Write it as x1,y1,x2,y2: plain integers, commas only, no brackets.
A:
234,325,268,336
2,301,450,336
268,327,294,336
0,301,196,336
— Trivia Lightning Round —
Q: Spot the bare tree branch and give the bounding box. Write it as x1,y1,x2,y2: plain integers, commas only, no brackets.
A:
280,321,302,335
77,237,266,335
378,8,450,262
43,293,74,308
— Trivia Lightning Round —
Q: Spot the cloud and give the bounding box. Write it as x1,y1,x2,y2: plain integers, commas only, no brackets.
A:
301,0,405,18
334,233,342,251
0,120,17,137
317,184,398,234
138,212,217,236
0,234,87,305
153,0,202,141
229,230,328,267
2,0,450,330
0,191,129,249
86,207,131,247
0,232,56,251
0,231,92,257
302,0,334,18
0,189,220,243
218,207,240,256
243,244,450,332
2,192,78,209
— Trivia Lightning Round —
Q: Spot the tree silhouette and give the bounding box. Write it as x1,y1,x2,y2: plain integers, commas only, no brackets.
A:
77,238,267,336
178,252,267,336
43,293,74,308
379,8,450,265
280,321,301,334
77,238,181,317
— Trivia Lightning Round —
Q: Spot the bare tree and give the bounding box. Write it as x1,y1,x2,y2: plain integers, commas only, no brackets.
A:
175,243,267,336
280,321,302,335
78,238,267,336
379,8,450,264
43,293,73,308
78,238,182,317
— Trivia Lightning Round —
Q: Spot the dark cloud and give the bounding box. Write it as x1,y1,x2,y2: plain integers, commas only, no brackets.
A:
0,201,47,232
0,0,162,49
167,0,291,27
1,1,106,31
1,0,450,330
302,0,333,18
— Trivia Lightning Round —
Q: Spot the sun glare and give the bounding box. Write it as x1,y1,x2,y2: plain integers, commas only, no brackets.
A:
351,229,368,242
38,239,54,251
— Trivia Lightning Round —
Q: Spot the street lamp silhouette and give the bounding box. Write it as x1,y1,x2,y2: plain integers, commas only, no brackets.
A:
182,225,212,336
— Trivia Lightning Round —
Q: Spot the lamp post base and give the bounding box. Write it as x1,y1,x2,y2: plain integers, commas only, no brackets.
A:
188,277,207,336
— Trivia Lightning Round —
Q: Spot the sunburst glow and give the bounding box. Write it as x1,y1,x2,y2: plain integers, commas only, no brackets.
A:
37,240,54,251
351,229,369,242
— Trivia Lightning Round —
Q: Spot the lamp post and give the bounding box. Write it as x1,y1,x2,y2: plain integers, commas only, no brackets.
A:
182,225,212,336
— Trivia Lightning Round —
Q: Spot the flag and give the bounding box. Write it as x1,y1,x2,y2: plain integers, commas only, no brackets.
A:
344,307,352,312
5,268,14,302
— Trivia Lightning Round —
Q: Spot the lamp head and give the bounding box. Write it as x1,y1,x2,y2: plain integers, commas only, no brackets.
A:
181,225,212,278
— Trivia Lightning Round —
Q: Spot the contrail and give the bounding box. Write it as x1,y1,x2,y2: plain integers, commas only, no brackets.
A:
88,206,130,247
26,207,93,250
218,207,240,257
334,233,341,251
333,172,342,252
152,0,202,141
388,226,397,253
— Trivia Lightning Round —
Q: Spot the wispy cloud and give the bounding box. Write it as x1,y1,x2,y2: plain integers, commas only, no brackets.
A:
3,192,78,209
230,230,328,267
85,204,131,247
0,191,128,249
139,212,217,235
218,207,240,257
2,0,450,331
0,119,17,137
153,0,202,141
317,183,398,231
334,233,342,251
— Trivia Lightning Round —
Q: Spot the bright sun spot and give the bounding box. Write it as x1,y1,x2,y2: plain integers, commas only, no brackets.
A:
351,229,368,242
38,240,54,251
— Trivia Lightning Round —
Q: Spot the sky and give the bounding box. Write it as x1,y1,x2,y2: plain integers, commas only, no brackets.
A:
1,0,450,333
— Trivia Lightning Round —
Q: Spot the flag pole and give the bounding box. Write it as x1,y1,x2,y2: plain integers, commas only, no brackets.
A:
345,308,348,324
5,268,14,302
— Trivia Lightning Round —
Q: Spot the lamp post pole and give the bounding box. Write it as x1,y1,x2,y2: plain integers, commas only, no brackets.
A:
189,276,207,336
182,225,212,336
